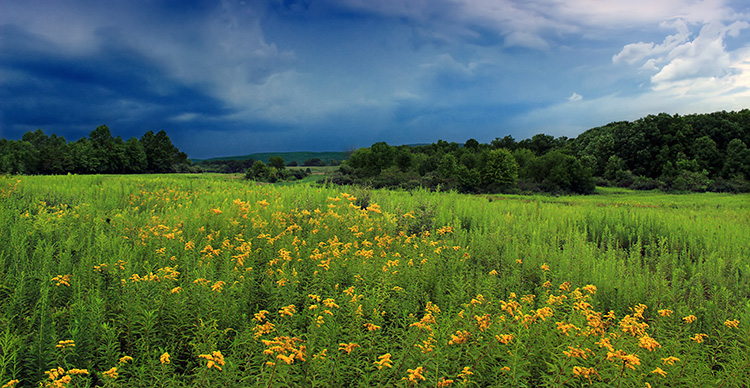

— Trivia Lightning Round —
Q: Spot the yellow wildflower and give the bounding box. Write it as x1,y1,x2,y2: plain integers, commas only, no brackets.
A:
495,334,513,345
338,342,359,355
661,356,680,365
278,304,296,316
683,315,697,323
572,366,599,381
119,356,133,364
51,274,71,287
364,323,381,331
198,351,225,371
582,284,597,294
102,367,118,379
540,264,550,271
56,340,75,349
170,287,183,294
2,380,19,388
652,367,667,377
449,330,471,345
210,280,226,292
160,352,170,364
691,333,708,343
724,319,739,329
404,366,426,383
658,309,673,317
374,353,393,370
638,333,661,351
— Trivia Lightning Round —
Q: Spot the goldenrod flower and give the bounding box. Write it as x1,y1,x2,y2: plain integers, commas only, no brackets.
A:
691,333,708,343
160,352,170,364
682,315,697,323
572,366,599,381
67,369,88,376
582,284,597,294
338,342,359,355
210,280,225,292
658,309,673,317
607,350,640,370
170,287,183,294
211,208,222,214
374,353,393,370
364,323,381,331
198,351,225,371
102,367,118,379
563,346,589,359
448,330,470,345
56,340,75,349
51,275,71,287
119,356,133,364
2,379,19,388
540,264,550,271
724,319,739,329
436,377,454,387
638,333,661,351
457,366,473,379
254,310,269,322
404,366,426,382
661,356,680,365
495,334,513,345
651,367,667,377
278,304,296,316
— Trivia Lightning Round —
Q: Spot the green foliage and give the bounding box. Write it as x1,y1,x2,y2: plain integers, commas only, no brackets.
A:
0,175,748,387
268,156,286,170
0,127,191,175
481,148,518,188
573,110,750,192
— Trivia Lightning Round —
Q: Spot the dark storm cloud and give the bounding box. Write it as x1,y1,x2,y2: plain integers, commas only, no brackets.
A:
0,23,232,141
1,0,749,158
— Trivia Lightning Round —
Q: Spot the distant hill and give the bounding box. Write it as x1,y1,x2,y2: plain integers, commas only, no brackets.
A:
194,151,349,165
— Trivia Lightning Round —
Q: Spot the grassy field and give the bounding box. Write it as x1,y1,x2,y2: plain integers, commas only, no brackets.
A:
0,174,748,387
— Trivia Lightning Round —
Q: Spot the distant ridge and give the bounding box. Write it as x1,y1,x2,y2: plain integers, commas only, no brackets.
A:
193,151,349,165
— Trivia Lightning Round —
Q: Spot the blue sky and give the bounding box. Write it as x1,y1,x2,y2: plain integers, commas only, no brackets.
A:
2,0,749,158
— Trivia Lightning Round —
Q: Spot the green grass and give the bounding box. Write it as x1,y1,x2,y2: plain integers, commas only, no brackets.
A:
0,175,748,387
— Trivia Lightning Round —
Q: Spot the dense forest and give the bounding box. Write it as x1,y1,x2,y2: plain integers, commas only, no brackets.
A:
331,110,750,193
0,125,192,174
2,110,749,193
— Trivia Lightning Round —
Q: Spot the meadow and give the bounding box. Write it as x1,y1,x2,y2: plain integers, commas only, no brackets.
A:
0,174,748,387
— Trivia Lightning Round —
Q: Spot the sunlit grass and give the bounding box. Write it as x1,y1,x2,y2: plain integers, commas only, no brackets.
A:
0,174,748,387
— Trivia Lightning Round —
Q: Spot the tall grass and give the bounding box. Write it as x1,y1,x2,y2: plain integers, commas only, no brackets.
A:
0,175,748,387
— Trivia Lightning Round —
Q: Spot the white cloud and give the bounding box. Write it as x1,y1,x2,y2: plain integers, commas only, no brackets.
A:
568,92,583,101
614,17,750,95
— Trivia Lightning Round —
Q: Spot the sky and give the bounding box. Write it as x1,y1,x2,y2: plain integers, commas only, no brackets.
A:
2,0,750,159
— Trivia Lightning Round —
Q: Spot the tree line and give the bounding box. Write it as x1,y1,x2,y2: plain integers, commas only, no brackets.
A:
0,125,192,175
331,110,750,194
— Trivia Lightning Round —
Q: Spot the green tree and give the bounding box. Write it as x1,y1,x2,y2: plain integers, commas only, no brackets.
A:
437,153,458,179
141,130,182,173
269,156,286,170
456,164,481,193
491,135,516,151
247,160,269,180
124,137,148,173
481,149,518,188
722,139,750,179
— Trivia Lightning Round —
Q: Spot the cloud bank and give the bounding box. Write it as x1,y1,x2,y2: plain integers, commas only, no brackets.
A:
1,0,748,158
